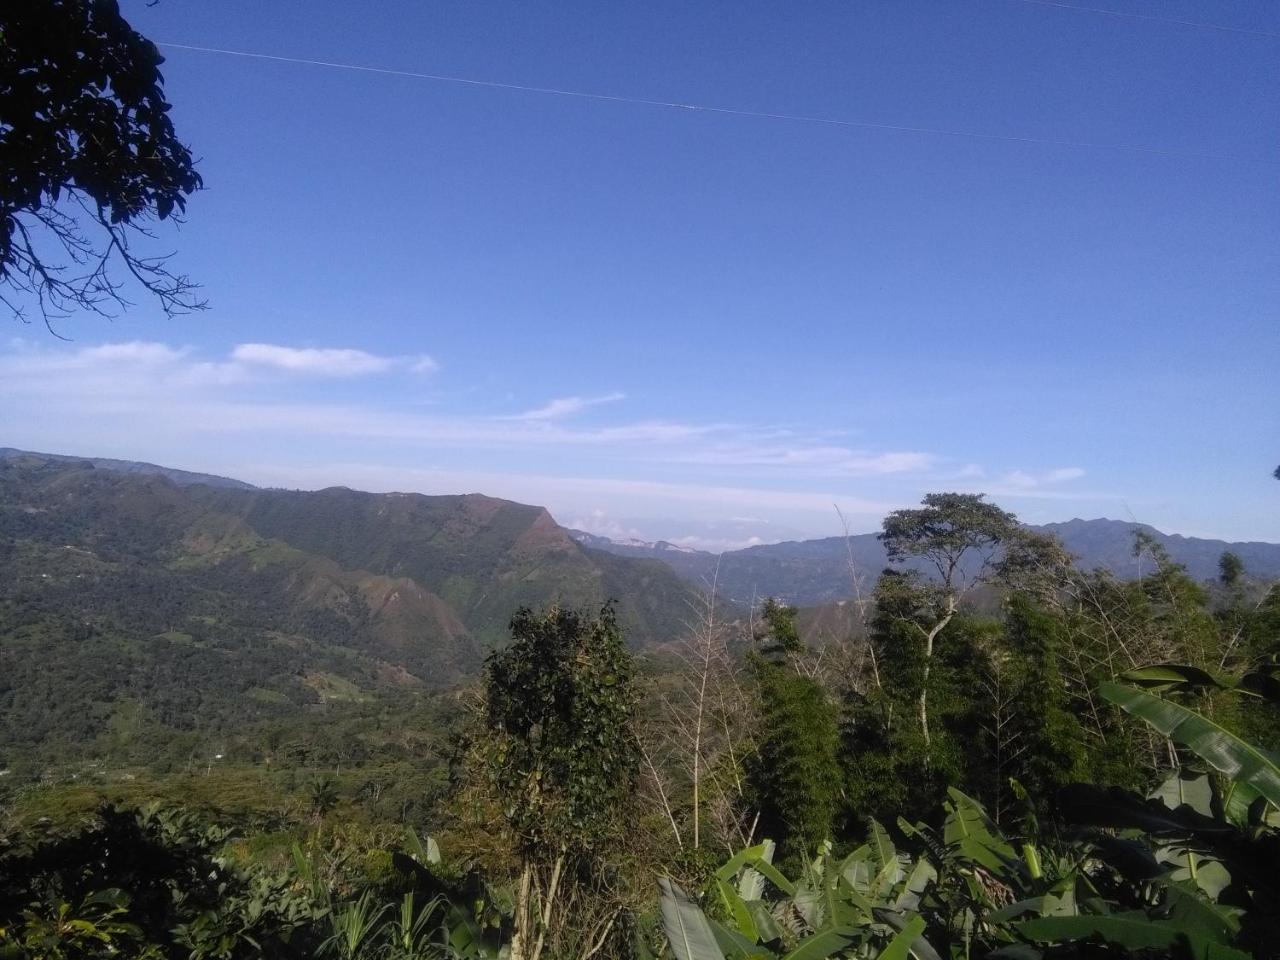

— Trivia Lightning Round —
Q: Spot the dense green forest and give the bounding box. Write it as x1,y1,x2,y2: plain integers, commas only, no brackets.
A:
0,455,694,776
3,485,1278,959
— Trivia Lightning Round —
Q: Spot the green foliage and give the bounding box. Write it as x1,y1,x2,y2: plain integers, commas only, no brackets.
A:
6,476,1280,960
0,806,326,958
1,888,162,960
751,663,841,868
384,892,448,960
1058,678,1280,954
321,891,391,959
483,603,639,855
1220,552,1245,587
758,599,803,655
663,757,1276,960
975,595,1088,821
1100,681,1280,809
879,493,1020,587
310,779,341,821
841,578,994,825
747,603,840,868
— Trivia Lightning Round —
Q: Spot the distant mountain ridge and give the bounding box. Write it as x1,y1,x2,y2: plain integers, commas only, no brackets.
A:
0,447,256,490
571,518,1280,607
6,446,1273,608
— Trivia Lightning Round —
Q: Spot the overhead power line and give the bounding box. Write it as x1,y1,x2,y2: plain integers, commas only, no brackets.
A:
158,42,1278,167
998,0,1280,40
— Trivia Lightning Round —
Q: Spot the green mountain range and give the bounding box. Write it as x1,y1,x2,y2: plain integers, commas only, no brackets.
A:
0,451,693,770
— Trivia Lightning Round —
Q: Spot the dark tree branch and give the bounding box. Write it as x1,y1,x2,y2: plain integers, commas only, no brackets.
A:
1,0,204,331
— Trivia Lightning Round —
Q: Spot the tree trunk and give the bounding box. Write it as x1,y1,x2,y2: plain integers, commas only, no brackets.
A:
510,859,533,960
530,852,565,960
918,595,956,747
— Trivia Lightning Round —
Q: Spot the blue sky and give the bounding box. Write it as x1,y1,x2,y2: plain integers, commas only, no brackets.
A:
4,0,1278,548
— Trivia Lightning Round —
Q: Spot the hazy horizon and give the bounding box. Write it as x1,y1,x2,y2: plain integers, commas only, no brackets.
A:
5,442,1277,554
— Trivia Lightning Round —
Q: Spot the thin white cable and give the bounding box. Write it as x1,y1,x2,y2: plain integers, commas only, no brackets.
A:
158,41,1280,166
998,0,1280,40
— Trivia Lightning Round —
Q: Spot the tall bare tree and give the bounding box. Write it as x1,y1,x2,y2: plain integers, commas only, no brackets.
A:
638,570,758,856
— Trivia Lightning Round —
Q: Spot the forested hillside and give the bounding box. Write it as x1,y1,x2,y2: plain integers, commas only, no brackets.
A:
0,454,694,770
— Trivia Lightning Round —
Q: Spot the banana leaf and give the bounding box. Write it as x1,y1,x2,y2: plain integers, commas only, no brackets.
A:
868,820,895,872
1016,903,1242,960
987,897,1048,924
1160,881,1241,943
892,859,936,913
717,842,776,884
715,878,758,942
1122,664,1233,692
782,926,860,960
871,911,941,960
1152,768,1215,818
1100,681,1280,809
747,901,785,946
1014,913,1186,952
943,788,1022,878
874,915,925,960
709,916,773,960
660,878,727,960
738,841,777,902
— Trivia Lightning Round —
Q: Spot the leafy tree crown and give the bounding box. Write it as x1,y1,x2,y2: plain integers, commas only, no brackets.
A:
483,603,638,855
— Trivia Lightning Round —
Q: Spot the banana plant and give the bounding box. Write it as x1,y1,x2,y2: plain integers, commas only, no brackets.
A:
660,771,1270,959
657,798,1008,960
1043,670,1280,957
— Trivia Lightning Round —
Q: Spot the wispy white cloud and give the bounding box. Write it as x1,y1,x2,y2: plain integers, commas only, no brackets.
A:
4,338,436,385
566,509,649,543
675,443,935,476
505,392,626,421
2,339,189,373
1047,467,1086,483
79,341,188,365
995,467,1087,490
566,509,807,552
964,466,1103,501
231,343,434,377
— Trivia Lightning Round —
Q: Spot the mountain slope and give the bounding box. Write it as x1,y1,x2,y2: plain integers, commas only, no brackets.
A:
0,454,696,768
